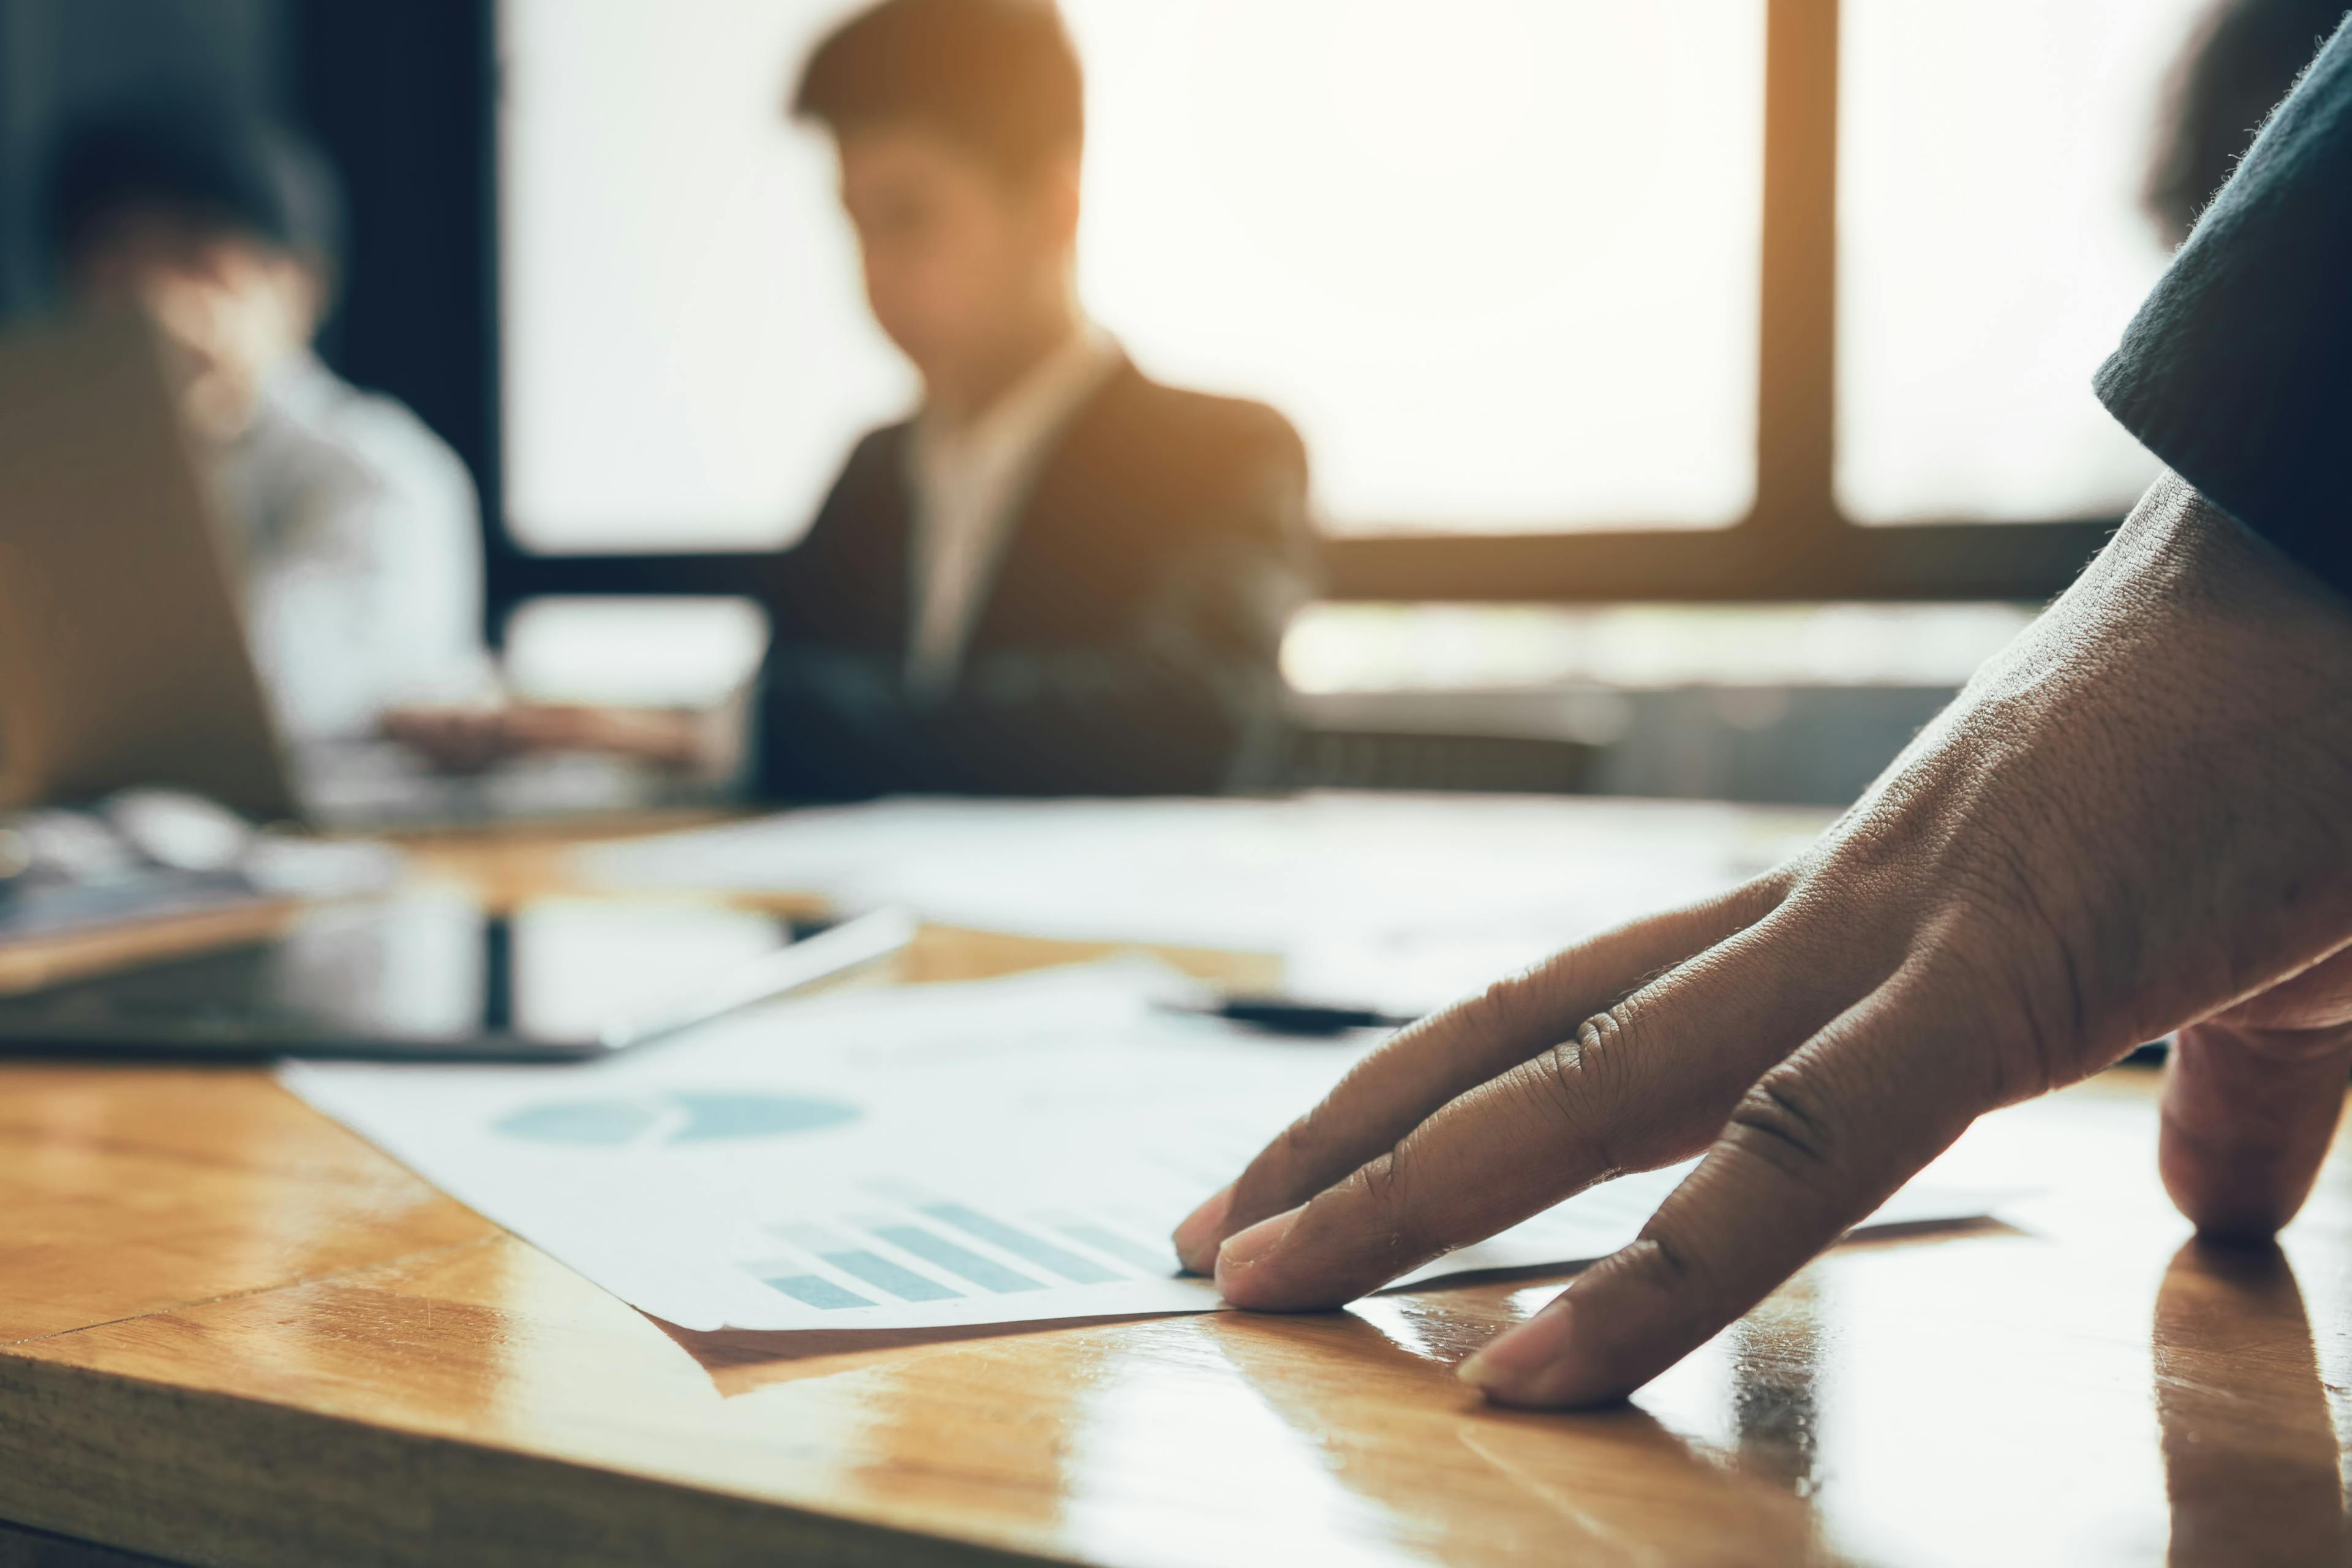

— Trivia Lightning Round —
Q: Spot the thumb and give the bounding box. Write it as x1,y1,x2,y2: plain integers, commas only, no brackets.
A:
2159,948,2352,1240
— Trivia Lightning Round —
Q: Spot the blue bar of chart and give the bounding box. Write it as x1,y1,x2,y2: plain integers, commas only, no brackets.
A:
921,1202,1121,1284
1052,1219,1175,1275
870,1224,1044,1294
825,1249,963,1302
748,1200,1193,1314
776,1224,965,1303
763,1273,872,1311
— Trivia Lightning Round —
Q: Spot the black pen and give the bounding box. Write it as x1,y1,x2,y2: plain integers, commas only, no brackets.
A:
1156,995,1419,1037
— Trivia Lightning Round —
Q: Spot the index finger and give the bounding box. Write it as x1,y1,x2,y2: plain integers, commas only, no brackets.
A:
1173,875,1788,1270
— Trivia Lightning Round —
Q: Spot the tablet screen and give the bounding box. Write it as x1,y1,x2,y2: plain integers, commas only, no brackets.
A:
0,894,809,1058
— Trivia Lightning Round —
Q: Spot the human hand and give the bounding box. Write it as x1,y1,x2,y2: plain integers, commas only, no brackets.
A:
1172,475,2352,1408
137,255,309,444
497,704,715,770
383,703,716,774
140,273,255,442
380,704,520,774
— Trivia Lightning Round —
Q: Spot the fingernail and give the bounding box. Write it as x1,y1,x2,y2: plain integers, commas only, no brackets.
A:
1214,1204,1302,1285
1171,1185,1234,1275
1458,1299,1575,1397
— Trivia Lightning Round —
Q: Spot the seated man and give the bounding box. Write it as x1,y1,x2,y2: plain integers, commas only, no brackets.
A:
44,102,491,746
752,0,1311,799
748,0,1317,804
395,0,1309,794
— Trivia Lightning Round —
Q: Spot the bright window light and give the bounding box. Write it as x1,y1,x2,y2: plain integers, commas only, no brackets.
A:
1281,602,2035,693
1836,0,2212,524
499,0,1764,549
503,598,770,707
499,0,911,552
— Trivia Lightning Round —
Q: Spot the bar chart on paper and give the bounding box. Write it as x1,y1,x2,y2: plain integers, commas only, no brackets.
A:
695,1122,1271,1330
750,1197,1177,1312
485,1092,1208,1321
281,963,2005,1335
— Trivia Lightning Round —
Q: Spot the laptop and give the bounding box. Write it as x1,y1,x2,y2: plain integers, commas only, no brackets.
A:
0,310,300,823
0,309,722,831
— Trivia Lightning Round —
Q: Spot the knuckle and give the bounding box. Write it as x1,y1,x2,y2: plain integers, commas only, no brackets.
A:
1575,1003,1643,1082
1913,924,2080,1105
1639,1227,1702,1291
1525,1015,1635,1168
1356,1145,1405,1208
1610,1227,1707,1302
1342,1147,1427,1267
1722,1069,1844,1183
1231,1114,1324,1214
1457,967,1544,1047
1276,1097,1344,1163
1257,1114,1321,1181
1449,942,1616,1058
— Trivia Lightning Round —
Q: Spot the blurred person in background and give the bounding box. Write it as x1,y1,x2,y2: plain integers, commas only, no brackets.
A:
749,0,1311,797
44,101,492,749
2147,0,2352,245
402,0,1312,798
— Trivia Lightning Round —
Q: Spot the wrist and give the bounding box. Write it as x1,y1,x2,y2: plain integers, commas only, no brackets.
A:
2119,473,2352,626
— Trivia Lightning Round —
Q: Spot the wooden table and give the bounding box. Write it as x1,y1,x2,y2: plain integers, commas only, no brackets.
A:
1,821,2346,1567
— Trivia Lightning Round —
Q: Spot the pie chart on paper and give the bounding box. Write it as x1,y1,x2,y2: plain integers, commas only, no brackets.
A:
494,1091,862,1148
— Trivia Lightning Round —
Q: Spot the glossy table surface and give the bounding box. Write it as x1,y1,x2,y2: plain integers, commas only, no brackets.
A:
1,818,2347,1567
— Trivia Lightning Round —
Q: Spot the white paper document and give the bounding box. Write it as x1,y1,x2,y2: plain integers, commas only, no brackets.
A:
582,793,1833,1014
283,963,1994,1335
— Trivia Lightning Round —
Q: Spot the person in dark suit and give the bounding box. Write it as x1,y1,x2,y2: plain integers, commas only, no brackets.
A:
757,363,1308,799
753,0,1311,799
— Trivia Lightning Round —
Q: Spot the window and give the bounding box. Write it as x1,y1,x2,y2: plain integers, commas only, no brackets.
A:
1071,1,1762,534
499,0,1764,549
491,0,2236,609
502,598,769,707
1836,0,2213,524
499,0,911,552
1283,602,2034,694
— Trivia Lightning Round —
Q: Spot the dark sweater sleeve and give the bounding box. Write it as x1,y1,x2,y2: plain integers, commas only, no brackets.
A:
2093,17,2352,595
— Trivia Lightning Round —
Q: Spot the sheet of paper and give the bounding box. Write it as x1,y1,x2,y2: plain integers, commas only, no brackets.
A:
283,962,1999,1335
581,793,1833,1014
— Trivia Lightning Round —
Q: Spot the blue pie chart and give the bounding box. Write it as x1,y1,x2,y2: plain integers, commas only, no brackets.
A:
494,1090,861,1147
